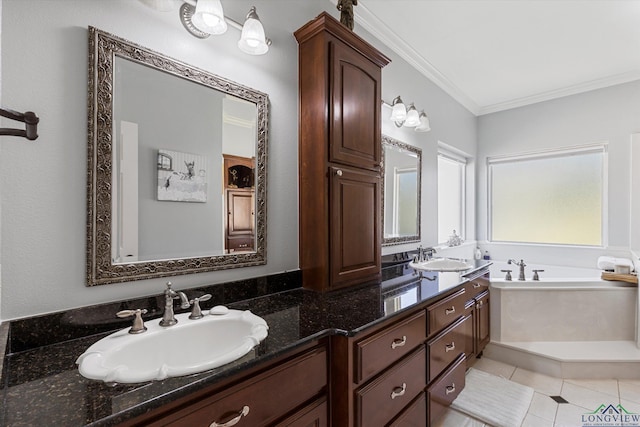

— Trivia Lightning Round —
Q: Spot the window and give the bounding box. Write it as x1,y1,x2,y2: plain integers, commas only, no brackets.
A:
438,150,466,244
488,145,606,246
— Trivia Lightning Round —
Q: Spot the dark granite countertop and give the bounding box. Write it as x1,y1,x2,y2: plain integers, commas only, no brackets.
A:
0,259,490,426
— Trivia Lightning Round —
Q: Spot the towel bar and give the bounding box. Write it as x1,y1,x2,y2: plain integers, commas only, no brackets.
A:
0,107,39,140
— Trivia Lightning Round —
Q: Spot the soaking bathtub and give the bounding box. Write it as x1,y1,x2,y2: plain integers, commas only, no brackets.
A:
484,260,640,378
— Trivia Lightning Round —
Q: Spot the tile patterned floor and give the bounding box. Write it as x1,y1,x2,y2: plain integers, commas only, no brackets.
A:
435,358,640,427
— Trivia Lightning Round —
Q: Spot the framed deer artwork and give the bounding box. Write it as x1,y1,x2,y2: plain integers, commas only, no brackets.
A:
157,149,208,202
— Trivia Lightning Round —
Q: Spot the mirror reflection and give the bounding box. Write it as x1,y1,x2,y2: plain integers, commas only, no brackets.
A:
382,134,421,246
113,57,258,262
87,27,268,286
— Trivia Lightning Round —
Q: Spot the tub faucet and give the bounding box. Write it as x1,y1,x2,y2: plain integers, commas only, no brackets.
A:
159,282,190,327
508,259,527,281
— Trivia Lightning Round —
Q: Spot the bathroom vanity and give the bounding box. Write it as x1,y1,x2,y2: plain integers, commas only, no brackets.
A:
0,258,490,426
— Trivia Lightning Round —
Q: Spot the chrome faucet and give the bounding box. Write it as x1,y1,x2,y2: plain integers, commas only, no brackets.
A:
508,259,526,281
159,282,190,327
415,245,437,262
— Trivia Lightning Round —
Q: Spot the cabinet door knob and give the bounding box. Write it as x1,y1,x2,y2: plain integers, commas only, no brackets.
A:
210,406,250,427
335,169,343,176
445,383,456,395
391,335,407,349
390,383,407,400
445,342,456,352
445,306,456,315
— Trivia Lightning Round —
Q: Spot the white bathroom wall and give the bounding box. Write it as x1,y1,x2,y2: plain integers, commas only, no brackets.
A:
0,0,323,320
630,133,640,254
378,62,477,256
477,80,640,268
0,0,477,320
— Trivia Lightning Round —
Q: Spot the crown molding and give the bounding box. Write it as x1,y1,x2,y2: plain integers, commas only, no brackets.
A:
478,71,640,115
354,2,481,115
342,1,640,117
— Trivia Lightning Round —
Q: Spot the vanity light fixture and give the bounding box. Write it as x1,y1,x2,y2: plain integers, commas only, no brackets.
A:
415,111,431,132
386,96,431,132
179,0,271,55
237,7,269,55
191,0,226,35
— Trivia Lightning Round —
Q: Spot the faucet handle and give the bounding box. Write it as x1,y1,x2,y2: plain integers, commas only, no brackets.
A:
532,269,544,281
189,294,212,320
116,308,148,334
500,269,512,281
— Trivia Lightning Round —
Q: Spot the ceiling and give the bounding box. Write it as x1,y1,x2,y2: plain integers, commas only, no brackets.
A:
353,0,640,115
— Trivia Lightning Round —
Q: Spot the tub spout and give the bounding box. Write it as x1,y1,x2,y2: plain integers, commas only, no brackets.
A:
508,259,527,281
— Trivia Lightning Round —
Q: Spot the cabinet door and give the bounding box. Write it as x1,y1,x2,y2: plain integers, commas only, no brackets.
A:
330,40,382,171
227,190,254,236
330,167,381,288
463,303,476,368
476,291,490,352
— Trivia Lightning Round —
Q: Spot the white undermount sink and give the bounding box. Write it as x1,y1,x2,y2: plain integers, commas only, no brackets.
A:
409,257,473,272
76,307,268,384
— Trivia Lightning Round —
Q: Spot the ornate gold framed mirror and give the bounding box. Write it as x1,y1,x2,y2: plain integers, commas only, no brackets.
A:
87,27,268,286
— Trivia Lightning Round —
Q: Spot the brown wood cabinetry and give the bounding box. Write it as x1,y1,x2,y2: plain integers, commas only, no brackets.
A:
223,155,255,253
463,272,491,368
427,354,466,425
425,287,468,426
123,342,328,427
388,393,428,427
331,310,427,426
294,13,390,292
330,268,490,426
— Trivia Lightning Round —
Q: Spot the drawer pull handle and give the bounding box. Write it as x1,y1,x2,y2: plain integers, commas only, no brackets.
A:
473,283,481,288
445,384,456,395
445,342,456,352
391,336,407,349
210,406,250,427
390,383,407,400
445,306,456,315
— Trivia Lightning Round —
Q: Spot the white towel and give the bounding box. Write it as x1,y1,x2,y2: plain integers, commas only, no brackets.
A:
597,256,635,271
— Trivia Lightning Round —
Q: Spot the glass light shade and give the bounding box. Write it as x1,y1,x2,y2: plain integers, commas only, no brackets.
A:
404,104,420,127
238,7,269,55
389,96,407,122
192,0,227,35
415,111,431,132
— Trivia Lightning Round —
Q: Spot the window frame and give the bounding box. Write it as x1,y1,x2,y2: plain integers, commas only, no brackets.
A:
437,148,467,245
487,143,609,247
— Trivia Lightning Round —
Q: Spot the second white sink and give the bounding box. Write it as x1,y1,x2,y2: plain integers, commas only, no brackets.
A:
409,257,473,272
76,308,268,384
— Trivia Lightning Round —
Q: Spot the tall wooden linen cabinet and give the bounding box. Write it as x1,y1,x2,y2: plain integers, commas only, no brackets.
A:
294,13,390,292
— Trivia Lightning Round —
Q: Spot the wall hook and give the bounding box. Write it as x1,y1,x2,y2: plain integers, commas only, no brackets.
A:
0,107,39,140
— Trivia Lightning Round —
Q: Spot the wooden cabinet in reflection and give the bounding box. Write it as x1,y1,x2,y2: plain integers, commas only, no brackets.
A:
224,155,255,253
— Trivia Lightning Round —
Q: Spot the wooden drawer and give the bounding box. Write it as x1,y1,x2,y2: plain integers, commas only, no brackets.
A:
464,273,490,299
275,396,327,427
428,354,466,425
387,392,426,427
427,316,466,382
356,346,426,427
355,310,426,383
427,288,466,336
155,346,327,427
